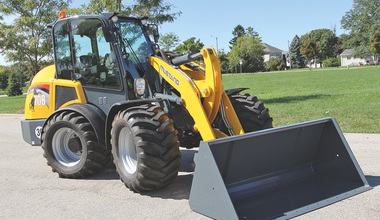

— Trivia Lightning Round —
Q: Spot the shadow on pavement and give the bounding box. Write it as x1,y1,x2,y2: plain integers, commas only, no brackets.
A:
87,148,198,200
366,175,380,187
141,174,193,200
89,168,120,180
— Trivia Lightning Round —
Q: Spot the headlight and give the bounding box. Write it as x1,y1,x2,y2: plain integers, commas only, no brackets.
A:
134,78,146,96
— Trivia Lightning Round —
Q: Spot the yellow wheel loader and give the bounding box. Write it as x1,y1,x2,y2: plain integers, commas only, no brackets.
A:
21,12,371,219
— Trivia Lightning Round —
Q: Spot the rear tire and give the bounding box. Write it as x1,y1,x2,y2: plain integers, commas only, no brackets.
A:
213,93,273,133
41,111,109,178
111,104,181,192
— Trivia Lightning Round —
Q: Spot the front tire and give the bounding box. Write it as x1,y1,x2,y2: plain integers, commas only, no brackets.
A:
111,104,181,192
41,111,108,178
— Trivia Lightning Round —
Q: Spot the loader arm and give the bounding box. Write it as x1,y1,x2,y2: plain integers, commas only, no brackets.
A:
150,48,244,141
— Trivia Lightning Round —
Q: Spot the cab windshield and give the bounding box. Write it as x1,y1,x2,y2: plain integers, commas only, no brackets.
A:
113,18,155,72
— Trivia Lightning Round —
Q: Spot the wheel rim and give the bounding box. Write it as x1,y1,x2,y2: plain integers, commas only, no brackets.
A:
52,127,82,167
118,126,137,174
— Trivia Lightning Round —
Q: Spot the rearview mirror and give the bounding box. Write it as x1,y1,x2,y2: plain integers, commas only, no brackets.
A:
148,24,159,44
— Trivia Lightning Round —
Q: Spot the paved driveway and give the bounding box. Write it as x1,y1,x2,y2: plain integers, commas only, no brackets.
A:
1,114,379,219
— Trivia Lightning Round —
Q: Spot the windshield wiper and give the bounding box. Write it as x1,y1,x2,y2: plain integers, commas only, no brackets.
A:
122,36,146,73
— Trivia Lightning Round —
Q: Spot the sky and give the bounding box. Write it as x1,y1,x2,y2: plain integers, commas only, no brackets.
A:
159,0,354,52
0,0,354,65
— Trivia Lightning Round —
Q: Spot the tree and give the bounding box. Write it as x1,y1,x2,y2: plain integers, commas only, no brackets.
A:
370,30,380,64
175,37,204,54
0,0,69,78
131,0,182,25
82,0,122,14
301,29,338,65
158,32,180,51
5,71,22,96
218,49,229,73
246,26,260,39
370,31,380,55
333,37,343,58
229,25,246,48
265,58,285,71
341,0,380,58
75,0,181,26
300,40,318,71
228,35,265,73
339,33,362,52
289,35,306,68
0,66,9,90
229,25,260,49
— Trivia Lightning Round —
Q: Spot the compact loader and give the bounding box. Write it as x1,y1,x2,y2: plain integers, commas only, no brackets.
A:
21,12,371,219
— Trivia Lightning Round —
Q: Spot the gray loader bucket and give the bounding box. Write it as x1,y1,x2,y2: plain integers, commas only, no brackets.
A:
189,118,371,220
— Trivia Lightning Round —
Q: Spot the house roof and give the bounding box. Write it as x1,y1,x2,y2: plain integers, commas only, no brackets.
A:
341,49,354,56
262,43,283,53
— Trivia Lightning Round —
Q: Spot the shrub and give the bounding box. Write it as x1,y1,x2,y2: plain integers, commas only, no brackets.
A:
323,57,341,67
6,72,23,96
265,58,286,71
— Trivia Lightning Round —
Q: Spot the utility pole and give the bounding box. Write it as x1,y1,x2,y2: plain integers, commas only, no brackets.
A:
211,35,218,56
19,62,22,88
239,59,243,73
288,40,292,69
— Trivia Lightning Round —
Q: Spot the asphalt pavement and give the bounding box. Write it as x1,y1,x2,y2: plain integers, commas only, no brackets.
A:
0,114,379,219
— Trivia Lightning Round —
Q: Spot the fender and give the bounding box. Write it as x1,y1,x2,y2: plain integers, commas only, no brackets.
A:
224,88,249,96
105,99,163,149
43,103,106,145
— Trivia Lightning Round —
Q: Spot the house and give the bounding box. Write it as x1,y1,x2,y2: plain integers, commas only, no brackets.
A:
262,43,283,62
340,49,376,66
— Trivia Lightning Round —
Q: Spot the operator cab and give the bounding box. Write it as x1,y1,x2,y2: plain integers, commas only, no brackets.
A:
51,12,158,112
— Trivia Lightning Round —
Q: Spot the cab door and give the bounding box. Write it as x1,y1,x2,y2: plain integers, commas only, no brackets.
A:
53,18,126,114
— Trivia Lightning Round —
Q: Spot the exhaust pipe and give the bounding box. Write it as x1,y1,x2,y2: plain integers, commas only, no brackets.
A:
189,118,371,220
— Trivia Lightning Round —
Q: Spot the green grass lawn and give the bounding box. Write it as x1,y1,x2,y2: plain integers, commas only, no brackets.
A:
0,95,26,114
0,66,379,133
222,66,380,133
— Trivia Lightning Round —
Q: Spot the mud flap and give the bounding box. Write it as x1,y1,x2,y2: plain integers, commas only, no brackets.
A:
189,118,371,220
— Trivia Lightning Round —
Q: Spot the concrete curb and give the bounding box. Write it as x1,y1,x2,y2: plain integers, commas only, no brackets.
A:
0,114,24,119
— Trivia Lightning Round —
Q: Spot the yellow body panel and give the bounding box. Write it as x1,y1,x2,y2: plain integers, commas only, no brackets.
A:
24,65,87,120
179,62,205,81
24,65,55,120
51,79,87,110
150,47,244,141
200,48,222,123
151,56,216,141
30,65,56,85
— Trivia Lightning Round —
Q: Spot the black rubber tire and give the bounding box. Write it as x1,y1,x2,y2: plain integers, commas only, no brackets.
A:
111,104,181,192
41,111,109,178
213,93,273,134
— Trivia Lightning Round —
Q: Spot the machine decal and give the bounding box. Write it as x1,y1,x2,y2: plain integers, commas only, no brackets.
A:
27,84,50,111
35,126,43,139
160,65,180,86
